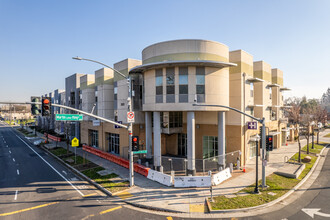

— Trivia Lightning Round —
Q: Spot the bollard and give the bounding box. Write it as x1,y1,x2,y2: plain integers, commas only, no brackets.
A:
236,157,240,170
229,163,233,173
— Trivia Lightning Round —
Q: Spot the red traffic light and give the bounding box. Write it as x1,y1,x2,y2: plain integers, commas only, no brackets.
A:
133,137,138,142
268,137,272,141
43,99,50,104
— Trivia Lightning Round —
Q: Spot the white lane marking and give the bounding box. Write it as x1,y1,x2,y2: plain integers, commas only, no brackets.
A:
14,190,18,200
17,169,19,175
9,150,11,154
15,134,84,196
6,145,8,148
13,158,15,162
62,171,67,175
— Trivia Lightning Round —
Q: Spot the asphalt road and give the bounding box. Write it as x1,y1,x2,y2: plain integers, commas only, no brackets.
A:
1,121,329,220
0,123,175,220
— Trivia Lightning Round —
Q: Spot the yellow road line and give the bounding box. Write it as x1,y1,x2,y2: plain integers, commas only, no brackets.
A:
0,202,59,217
99,206,122,215
83,193,98,197
116,191,133,200
166,217,173,220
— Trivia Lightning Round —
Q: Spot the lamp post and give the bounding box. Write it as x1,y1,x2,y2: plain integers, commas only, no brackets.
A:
72,57,135,187
254,134,261,194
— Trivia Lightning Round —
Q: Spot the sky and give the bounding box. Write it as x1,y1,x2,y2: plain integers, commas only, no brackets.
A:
0,0,329,102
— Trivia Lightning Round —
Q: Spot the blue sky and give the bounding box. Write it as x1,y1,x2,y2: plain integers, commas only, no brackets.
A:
0,0,329,102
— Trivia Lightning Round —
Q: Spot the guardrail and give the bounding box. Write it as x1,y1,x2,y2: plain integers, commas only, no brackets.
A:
82,144,150,177
44,133,61,142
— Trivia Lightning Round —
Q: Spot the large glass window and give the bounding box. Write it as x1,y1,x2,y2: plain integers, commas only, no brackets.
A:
178,133,187,157
203,136,218,159
169,111,183,128
89,130,99,148
179,67,188,103
155,69,163,103
249,141,256,158
108,133,120,154
166,67,175,103
196,67,205,102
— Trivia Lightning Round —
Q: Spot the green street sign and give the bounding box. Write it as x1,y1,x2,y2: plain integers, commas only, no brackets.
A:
55,114,83,121
133,150,147,154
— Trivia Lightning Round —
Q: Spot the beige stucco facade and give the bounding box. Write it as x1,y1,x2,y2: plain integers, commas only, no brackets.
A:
79,39,291,172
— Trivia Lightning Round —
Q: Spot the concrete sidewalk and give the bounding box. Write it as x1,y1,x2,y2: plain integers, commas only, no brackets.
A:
25,126,330,213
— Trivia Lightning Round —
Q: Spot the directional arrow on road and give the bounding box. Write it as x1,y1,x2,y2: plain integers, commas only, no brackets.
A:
302,208,330,218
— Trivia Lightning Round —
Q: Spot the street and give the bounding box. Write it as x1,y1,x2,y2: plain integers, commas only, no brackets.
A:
0,123,172,220
1,120,330,220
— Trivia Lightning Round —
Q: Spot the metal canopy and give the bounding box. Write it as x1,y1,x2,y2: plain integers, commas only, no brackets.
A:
280,87,291,91
246,77,264,83
129,60,237,73
267,83,280,87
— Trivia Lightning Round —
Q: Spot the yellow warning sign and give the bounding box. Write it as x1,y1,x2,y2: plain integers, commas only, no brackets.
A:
71,137,79,147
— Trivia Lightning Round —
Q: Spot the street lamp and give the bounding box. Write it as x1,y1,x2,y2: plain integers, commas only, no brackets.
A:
253,134,261,194
72,56,135,187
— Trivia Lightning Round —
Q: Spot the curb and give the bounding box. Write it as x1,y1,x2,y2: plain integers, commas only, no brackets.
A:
208,145,328,213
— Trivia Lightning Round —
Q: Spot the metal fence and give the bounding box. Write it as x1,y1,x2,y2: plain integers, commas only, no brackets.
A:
120,149,241,176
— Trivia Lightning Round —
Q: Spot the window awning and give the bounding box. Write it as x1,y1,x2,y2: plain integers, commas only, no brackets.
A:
246,77,264,83
267,83,281,87
280,87,291,91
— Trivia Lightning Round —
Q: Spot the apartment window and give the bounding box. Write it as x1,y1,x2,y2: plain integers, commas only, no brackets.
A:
155,69,163,103
89,130,99,148
269,87,272,99
203,136,218,159
196,67,205,102
250,83,254,97
169,111,183,128
178,133,187,157
166,67,175,103
114,82,118,110
108,133,120,155
70,92,75,105
179,67,188,103
95,87,98,103
249,108,254,117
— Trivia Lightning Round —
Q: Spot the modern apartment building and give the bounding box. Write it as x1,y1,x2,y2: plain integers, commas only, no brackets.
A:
79,39,291,175
65,73,85,140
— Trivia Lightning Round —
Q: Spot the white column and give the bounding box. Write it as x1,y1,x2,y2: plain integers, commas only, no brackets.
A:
187,111,196,175
153,112,162,170
218,111,226,169
145,112,152,159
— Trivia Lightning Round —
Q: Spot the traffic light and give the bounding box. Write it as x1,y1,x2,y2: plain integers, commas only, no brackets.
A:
266,135,273,151
30,96,41,115
132,136,139,151
41,97,51,116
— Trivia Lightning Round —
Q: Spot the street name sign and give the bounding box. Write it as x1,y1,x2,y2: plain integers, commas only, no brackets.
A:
247,121,258,130
56,114,83,121
133,150,147,154
71,137,79,147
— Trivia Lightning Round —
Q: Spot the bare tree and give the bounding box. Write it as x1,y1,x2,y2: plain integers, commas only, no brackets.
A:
286,97,302,162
